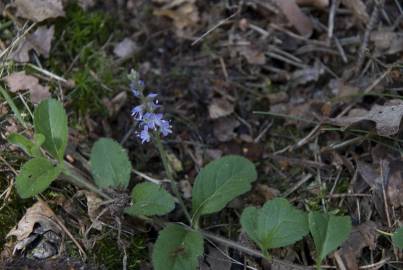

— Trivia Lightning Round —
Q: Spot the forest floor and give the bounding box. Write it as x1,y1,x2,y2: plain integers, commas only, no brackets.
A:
0,0,403,269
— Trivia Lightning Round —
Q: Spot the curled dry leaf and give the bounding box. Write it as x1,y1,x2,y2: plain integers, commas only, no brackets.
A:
329,101,403,136
14,0,65,22
83,191,103,231
7,201,61,241
10,25,55,62
335,221,378,270
209,98,234,119
4,71,50,104
273,0,313,37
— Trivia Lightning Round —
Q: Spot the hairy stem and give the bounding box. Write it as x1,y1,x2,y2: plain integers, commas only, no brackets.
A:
153,135,191,223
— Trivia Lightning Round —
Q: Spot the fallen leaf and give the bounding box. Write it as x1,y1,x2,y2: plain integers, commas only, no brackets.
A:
238,45,266,65
335,221,378,270
10,25,55,62
329,101,403,136
385,160,403,208
274,0,313,37
153,0,199,37
213,117,240,142
14,0,65,22
83,191,103,231
209,98,234,119
371,31,403,55
340,0,369,25
4,71,50,104
113,38,137,59
329,79,360,98
7,201,61,241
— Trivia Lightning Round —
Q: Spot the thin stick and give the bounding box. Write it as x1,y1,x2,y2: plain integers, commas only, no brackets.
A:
192,10,239,46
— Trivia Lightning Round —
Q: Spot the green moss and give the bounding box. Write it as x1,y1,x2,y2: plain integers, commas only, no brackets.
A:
47,3,126,117
91,232,147,270
0,170,34,247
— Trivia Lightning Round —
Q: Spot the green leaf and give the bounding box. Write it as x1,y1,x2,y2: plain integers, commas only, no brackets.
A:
125,182,175,217
240,198,309,252
8,133,45,157
152,224,204,270
34,99,68,160
16,157,63,198
90,138,132,189
308,212,351,264
192,155,257,219
392,227,403,249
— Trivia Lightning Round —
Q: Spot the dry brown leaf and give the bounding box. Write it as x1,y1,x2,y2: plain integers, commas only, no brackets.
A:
330,101,403,136
10,25,55,62
7,201,61,241
386,160,403,208
209,98,234,119
341,0,369,25
14,0,65,22
83,191,103,231
153,0,199,37
329,79,360,98
113,38,137,59
4,71,50,104
274,0,313,37
371,31,403,55
336,221,378,270
213,117,240,142
238,45,266,65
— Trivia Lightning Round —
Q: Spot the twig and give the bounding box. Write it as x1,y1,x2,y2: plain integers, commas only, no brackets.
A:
354,2,381,74
328,0,339,41
192,10,239,46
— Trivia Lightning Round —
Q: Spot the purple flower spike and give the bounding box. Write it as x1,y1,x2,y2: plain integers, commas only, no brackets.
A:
129,70,172,143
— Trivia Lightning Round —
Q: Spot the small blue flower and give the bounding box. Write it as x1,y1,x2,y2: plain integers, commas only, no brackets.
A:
139,125,151,143
143,113,163,129
147,93,158,99
159,120,172,136
131,105,144,119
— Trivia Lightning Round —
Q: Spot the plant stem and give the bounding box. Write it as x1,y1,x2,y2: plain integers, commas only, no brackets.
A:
62,162,112,200
153,135,191,223
201,230,309,270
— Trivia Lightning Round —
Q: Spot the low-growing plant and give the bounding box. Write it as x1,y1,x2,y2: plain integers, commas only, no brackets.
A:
8,70,354,270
